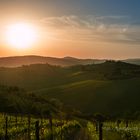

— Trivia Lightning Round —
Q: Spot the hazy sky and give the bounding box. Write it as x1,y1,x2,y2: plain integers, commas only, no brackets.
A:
0,0,140,59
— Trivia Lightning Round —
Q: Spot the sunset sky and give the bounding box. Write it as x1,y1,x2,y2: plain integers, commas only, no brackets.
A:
0,0,140,59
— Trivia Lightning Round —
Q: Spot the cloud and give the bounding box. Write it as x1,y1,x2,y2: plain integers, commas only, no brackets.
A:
39,15,140,44
40,16,92,29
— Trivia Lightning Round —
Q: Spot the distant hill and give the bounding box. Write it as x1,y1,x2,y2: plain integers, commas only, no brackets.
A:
0,55,140,68
0,60,139,90
0,55,104,67
123,58,140,65
0,61,140,115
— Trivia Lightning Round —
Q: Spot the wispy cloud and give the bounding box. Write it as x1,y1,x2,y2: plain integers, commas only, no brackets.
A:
39,15,140,44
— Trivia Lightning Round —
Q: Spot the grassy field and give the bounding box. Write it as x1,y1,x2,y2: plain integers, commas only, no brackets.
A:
35,78,140,114
0,61,140,115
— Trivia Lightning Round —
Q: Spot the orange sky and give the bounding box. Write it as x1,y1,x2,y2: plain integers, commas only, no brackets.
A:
0,0,140,59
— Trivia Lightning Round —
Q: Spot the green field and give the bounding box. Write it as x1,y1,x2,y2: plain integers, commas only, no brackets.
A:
0,61,140,116
0,61,140,139
36,78,140,114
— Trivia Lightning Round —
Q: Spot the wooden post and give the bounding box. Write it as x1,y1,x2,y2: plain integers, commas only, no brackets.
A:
117,120,121,128
94,114,105,140
35,121,40,140
125,120,129,128
99,122,103,140
15,115,18,129
95,121,98,132
5,116,8,140
20,115,23,122
49,116,53,140
28,115,31,140
60,124,63,140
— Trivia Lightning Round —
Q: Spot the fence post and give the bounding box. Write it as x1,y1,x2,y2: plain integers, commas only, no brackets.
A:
125,120,129,128
15,115,17,129
117,120,121,128
35,121,40,140
28,115,31,140
94,114,104,140
95,121,98,132
60,124,63,140
5,116,8,140
99,122,103,140
49,116,53,140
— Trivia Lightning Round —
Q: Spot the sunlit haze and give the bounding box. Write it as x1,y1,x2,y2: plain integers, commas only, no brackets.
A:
0,0,140,59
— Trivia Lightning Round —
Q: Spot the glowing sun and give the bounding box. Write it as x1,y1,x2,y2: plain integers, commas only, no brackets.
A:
6,23,37,49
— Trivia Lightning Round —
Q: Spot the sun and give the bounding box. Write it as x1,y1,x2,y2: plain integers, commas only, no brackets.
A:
6,23,37,49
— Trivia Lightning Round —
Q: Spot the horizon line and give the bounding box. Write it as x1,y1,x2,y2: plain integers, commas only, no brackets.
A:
0,54,140,60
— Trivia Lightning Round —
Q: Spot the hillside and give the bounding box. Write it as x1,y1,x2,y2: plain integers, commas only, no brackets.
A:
0,55,104,67
0,61,140,115
123,58,140,65
0,55,140,68
0,85,60,115
38,78,140,115
0,61,139,89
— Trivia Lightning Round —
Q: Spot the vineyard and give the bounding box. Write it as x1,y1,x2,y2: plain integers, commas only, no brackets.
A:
0,114,140,140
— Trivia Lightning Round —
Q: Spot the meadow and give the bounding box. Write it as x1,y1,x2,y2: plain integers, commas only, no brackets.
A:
0,61,140,139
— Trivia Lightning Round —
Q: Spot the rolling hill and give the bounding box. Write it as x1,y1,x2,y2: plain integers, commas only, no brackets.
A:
0,60,140,115
38,78,140,114
0,85,60,115
0,55,104,67
0,55,140,68
123,58,140,65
